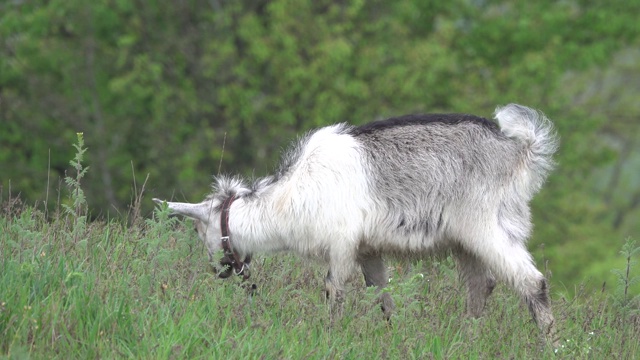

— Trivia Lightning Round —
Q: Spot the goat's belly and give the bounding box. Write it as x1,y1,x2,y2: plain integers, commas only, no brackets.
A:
363,230,444,255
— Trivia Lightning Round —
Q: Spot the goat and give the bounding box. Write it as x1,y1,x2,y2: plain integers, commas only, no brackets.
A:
153,103,559,341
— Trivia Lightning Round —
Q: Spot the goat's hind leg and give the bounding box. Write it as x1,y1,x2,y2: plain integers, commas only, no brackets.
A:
358,253,395,319
473,231,556,342
455,248,496,318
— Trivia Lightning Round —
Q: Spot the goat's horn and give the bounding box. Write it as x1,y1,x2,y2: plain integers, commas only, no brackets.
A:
153,199,213,222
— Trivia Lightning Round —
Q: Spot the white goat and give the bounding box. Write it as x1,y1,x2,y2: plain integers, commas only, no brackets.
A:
153,104,559,341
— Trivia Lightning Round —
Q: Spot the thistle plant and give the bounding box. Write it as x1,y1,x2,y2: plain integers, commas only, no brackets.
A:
610,237,640,312
62,132,89,241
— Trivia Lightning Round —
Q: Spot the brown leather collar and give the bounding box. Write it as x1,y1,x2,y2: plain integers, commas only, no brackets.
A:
220,195,251,280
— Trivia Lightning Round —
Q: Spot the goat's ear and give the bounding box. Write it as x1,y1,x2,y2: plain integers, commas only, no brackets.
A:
152,198,213,223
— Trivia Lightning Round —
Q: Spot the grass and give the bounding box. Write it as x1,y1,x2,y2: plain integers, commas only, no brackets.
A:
1,203,639,359
1,135,639,359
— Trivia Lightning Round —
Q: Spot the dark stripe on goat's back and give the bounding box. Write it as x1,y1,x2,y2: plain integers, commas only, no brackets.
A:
350,113,499,136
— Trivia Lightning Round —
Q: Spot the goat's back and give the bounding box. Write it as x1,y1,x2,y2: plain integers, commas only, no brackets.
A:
343,105,557,250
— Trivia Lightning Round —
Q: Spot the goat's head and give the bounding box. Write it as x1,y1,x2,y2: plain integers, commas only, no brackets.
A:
152,197,224,253
153,177,256,279
154,177,250,250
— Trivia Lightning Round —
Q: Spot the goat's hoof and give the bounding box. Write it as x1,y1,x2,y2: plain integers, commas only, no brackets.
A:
381,305,391,321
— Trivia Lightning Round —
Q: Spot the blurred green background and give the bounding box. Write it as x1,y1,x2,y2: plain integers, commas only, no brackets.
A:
1,0,639,293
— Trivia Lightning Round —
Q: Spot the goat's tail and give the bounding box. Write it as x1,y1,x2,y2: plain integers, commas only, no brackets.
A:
495,104,559,191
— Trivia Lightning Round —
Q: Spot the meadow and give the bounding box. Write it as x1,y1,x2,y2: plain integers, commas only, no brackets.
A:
1,136,639,359
1,196,639,359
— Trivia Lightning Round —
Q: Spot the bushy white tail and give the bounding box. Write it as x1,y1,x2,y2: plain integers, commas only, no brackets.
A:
495,104,559,191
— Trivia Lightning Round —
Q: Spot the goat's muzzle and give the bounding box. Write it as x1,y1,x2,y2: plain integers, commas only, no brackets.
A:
217,254,251,280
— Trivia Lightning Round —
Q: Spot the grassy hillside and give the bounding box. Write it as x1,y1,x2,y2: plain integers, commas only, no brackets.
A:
1,201,638,359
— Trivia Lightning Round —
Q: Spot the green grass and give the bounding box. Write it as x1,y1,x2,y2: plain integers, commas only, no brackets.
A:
1,203,639,359
2,135,639,359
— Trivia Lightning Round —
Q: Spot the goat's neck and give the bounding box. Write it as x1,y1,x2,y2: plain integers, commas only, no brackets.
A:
228,194,284,255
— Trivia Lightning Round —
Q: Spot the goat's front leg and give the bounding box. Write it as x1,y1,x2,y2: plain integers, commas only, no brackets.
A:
324,251,357,320
324,271,344,319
